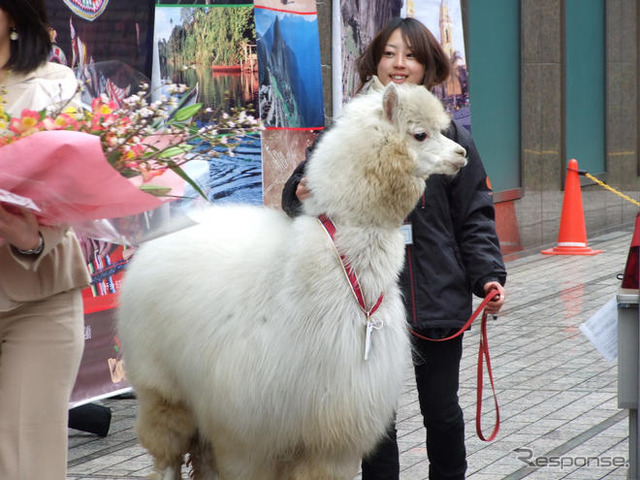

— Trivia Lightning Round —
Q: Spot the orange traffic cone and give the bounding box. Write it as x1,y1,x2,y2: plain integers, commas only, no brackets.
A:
541,159,603,256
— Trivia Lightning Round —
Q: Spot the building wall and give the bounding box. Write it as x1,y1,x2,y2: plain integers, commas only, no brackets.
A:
518,0,639,253
315,0,640,255
603,0,639,222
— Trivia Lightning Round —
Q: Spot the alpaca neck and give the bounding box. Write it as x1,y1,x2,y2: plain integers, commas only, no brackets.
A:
318,215,406,307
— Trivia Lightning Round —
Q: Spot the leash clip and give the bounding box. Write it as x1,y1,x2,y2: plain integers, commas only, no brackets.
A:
364,316,383,361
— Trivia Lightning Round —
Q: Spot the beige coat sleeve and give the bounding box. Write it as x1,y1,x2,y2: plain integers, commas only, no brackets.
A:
0,226,90,304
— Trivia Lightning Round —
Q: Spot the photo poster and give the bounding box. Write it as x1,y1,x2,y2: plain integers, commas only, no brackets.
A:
154,0,325,208
335,0,470,130
45,0,154,98
152,1,262,206
70,238,133,407
254,0,325,208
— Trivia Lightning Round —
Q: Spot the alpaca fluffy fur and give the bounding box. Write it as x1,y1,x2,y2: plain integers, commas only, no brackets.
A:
117,82,467,480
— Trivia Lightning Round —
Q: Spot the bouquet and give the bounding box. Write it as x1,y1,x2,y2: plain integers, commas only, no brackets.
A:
0,82,262,229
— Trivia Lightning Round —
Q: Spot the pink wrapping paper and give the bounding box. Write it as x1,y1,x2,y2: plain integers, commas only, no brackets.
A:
0,130,184,225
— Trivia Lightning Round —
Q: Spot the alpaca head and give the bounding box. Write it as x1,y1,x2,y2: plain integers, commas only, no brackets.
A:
304,82,467,227
380,82,467,178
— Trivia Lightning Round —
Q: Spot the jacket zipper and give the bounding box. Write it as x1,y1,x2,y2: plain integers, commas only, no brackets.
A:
406,245,418,325
407,198,423,325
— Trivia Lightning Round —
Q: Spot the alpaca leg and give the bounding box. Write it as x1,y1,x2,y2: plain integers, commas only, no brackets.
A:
208,435,278,480
280,452,360,480
134,387,196,480
187,435,218,479
147,465,182,480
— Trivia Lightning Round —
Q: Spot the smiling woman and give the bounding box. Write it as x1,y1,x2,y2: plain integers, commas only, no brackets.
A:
282,17,506,480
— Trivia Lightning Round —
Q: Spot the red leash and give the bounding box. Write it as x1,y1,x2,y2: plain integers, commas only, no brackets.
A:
410,290,501,442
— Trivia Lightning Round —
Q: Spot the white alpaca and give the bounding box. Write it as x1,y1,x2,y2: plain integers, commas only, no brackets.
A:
116,82,467,480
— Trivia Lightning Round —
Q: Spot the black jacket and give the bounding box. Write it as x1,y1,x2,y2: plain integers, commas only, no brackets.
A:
281,120,507,334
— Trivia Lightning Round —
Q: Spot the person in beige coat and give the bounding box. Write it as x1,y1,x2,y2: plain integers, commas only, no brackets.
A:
0,1,91,478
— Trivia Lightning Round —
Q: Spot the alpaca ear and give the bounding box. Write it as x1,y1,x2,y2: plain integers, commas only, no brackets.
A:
382,83,399,125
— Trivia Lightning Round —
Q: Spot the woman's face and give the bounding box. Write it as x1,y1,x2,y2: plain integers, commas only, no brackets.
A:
376,28,426,87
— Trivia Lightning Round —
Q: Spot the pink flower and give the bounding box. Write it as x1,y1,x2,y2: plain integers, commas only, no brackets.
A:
9,109,41,136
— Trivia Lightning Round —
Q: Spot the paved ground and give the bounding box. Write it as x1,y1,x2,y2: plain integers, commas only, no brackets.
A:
66,226,637,479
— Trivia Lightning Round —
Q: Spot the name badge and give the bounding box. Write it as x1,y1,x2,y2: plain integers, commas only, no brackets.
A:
401,223,413,245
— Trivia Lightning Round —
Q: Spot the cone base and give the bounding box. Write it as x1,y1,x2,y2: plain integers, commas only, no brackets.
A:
541,245,603,256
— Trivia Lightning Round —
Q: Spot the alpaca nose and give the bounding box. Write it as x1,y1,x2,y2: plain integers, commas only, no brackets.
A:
456,146,467,158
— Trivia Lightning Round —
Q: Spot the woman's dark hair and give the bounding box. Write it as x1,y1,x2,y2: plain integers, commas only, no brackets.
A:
356,17,451,92
0,0,52,74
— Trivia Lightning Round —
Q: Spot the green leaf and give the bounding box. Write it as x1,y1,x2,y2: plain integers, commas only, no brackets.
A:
138,185,173,196
105,150,121,167
168,162,208,200
156,145,194,159
171,103,203,123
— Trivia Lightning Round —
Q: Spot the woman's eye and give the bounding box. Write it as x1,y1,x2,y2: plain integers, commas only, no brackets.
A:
413,132,428,142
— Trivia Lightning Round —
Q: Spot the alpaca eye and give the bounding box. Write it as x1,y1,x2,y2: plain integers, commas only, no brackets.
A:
413,132,428,142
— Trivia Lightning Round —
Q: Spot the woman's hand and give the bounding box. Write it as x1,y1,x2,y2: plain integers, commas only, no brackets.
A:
0,204,41,251
483,281,505,315
296,178,311,202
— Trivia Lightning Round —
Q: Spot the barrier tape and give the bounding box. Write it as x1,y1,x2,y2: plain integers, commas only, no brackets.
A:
575,168,640,208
